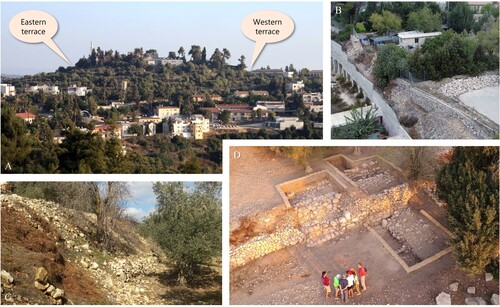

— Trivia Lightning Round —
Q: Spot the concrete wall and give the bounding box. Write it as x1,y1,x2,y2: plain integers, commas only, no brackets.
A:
331,41,411,139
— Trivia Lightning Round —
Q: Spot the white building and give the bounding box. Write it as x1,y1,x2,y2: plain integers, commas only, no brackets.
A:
397,31,441,51
251,68,293,78
156,106,180,118
146,57,183,66
255,101,285,112
27,84,60,95
303,92,323,103
166,115,209,139
287,80,305,92
1,84,16,97
110,101,125,108
67,84,88,96
268,116,304,130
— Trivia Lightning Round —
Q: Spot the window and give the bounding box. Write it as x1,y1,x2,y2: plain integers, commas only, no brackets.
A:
415,38,419,44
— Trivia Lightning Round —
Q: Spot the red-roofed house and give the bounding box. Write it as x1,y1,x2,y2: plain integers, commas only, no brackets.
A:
16,112,36,124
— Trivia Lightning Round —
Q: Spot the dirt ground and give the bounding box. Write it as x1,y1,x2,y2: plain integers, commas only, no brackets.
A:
230,147,499,305
229,147,354,232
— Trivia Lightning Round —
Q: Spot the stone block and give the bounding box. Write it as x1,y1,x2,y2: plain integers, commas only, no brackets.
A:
465,297,486,305
35,267,48,284
485,272,493,282
436,292,451,305
449,282,459,292
467,287,475,294
491,294,499,305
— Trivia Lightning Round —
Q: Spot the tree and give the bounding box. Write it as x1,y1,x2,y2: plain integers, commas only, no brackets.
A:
374,44,410,87
481,3,499,18
436,147,499,274
448,2,474,33
238,55,247,70
86,182,130,250
178,46,185,59
219,110,231,124
1,108,34,172
188,45,202,64
168,51,177,59
222,48,231,64
477,19,499,55
407,7,441,32
141,182,222,284
268,147,320,169
369,11,402,34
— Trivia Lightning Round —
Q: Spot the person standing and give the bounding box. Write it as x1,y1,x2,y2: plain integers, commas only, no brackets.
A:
351,269,361,295
346,270,354,298
333,274,341,300
358,263,367,291
321,271,331,298
339,274,349,303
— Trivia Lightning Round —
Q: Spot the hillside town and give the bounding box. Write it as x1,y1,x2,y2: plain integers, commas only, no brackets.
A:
1,46,323,173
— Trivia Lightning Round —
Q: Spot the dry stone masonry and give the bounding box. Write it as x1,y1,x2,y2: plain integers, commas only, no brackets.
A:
438,75,499,98
231,155,415,268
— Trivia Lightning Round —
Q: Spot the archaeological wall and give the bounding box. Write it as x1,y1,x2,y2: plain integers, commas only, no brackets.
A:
230,155,415,269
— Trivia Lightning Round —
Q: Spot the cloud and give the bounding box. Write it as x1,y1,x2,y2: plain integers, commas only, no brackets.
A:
123,207,152,221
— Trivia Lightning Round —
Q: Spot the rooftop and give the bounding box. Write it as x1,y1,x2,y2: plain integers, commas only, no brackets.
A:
397,31,442,39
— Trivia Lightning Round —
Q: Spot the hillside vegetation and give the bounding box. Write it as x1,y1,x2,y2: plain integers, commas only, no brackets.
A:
0,184,221,305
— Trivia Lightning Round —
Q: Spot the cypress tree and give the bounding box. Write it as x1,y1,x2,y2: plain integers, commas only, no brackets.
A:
437,147,499,274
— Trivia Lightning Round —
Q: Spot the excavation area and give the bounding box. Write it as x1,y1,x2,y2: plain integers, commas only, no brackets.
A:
229,146,499,305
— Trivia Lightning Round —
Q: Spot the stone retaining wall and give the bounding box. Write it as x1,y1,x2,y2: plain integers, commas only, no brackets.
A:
230,227,305,269
301,183,414,246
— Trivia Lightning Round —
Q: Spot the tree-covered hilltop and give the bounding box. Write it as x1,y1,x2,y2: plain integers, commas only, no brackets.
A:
4,46,321,116
1,45,323,174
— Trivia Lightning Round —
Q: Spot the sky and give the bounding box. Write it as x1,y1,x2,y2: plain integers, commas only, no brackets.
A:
123,181,195,221
1,1,322,75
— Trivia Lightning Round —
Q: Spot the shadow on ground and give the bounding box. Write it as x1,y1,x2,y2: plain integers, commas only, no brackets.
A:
146,265,222,304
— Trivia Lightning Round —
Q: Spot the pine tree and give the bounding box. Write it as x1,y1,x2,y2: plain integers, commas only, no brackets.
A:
436,147,499,274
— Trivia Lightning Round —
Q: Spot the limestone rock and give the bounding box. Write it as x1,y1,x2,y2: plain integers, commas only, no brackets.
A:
381,219,388,229
485,272,493,282
491,294,499,305
80,259,89,268
91,262,99,270
81,243,90,250
467,286,476,294
45,285,55,295
52,288,65,299
34,280,49,291
35,267,49,284
1,270,14,287
449,282,459,292
465,297,486,305
436,292,451,305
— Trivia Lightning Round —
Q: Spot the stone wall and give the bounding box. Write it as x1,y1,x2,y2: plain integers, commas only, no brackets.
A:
331,41,411,139
230,227,305,269
276,170,345,208
298,183,414,246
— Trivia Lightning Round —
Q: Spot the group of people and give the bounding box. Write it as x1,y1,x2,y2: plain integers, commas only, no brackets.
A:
321,263,367,303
